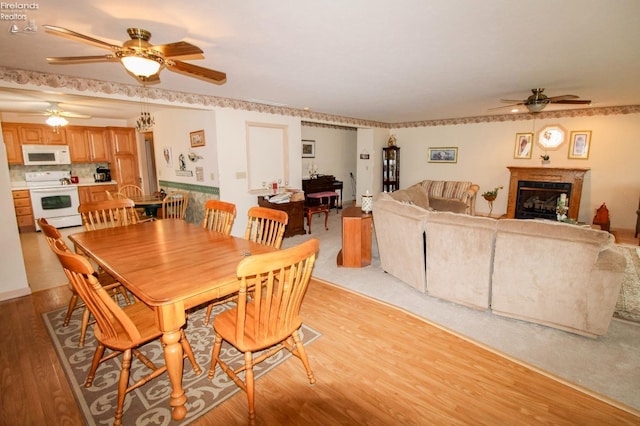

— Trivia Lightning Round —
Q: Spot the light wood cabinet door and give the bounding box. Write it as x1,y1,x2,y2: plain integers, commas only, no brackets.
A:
2,123,23,164
66,126,110,163
12,190,35,233
86,128,110,162
19,125,44,144
108,127,140,188
42,126,67,144
78,184,118,204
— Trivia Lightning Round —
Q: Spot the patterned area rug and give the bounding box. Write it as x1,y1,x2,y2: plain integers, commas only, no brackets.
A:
615,244,640,323
42,302,321,425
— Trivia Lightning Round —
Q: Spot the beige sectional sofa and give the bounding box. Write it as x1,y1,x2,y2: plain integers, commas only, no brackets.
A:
373,188,627,337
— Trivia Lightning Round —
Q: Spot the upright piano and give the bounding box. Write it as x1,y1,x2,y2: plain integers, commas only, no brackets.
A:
302,175,343,209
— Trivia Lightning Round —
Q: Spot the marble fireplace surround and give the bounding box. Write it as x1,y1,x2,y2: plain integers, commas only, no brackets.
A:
506,166,590,220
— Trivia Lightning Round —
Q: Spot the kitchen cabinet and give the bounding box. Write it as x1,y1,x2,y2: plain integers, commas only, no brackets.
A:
12,190,35,233
2,123,23,164
78,184,117,203
66,126,110,163
19,123,67,145
108,127,140,188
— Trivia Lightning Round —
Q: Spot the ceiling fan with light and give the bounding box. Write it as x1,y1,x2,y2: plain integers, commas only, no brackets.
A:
21,102,91,128
491,88,591,113
43,25,227,85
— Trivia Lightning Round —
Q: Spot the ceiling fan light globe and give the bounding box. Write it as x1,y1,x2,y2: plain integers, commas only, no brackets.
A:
526,103,547,113
121,56,161,77
46,115,68,127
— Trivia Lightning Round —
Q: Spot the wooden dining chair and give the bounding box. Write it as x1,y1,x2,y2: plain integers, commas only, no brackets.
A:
208,238,319,425
78,198,139,231
201,199,238,325
50,238,202,426
161,190,189,220
118,184,143,198
202,199,236,234
37,218,130,347
244,206,288,249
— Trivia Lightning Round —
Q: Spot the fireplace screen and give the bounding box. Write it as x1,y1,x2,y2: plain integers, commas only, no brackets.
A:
515,180,572,220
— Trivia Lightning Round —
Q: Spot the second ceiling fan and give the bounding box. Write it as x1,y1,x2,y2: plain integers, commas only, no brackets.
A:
492,88,591,113
43,25,227,85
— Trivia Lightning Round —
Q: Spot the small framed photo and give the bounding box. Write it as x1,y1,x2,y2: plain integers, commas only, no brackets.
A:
190,130,205,148
514,132,533,159
568,131,591,159
162,147,173,168
302,139,315,158
428,147,458,163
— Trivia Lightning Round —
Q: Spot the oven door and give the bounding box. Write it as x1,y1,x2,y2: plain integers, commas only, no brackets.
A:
30,186,82,230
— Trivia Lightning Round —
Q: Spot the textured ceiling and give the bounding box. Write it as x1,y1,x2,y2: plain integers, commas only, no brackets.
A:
0,0,639,124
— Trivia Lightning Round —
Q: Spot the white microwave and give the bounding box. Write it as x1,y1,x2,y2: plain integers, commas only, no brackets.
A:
22,144,71,165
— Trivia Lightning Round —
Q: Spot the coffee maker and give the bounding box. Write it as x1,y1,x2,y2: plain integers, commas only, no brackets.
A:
94,166,111,182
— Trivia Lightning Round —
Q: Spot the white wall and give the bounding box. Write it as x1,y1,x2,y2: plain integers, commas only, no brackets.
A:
215,108,303,237
0,122,31,301
390,113,640,228
151,108,219,187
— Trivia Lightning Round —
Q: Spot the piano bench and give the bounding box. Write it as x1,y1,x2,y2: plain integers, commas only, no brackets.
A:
307,191,339,213
304,205,329,234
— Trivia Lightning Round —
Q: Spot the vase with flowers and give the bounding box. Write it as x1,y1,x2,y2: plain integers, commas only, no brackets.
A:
481,186,503,217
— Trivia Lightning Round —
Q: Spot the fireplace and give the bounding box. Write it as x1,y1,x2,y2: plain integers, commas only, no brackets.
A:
506,167,589,220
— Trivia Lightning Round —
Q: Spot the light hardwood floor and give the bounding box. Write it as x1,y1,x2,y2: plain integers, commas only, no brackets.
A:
3,239,640,424
3,224,638,424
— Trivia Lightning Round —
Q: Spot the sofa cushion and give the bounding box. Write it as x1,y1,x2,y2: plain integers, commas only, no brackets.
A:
428,197,467,213
420,180,445,198
443,181,472,201
389,184,430,210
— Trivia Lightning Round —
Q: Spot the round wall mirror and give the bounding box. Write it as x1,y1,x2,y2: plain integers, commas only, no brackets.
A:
537,125,566,150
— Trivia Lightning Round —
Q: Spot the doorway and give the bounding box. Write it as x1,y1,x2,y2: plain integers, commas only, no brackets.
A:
142,132,158,194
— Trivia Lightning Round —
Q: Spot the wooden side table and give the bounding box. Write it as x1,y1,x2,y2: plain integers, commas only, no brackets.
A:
337,206,372,268
257,196,306,237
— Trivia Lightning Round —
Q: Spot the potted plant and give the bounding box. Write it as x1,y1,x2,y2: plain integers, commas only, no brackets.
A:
481,186,503,216
540,154,550,165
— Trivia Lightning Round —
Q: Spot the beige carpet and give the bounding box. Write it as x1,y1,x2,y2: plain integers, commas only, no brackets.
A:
616,244,640,323
42,301,320,425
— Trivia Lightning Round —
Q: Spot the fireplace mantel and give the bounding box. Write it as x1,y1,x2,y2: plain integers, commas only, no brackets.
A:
506,166,590,220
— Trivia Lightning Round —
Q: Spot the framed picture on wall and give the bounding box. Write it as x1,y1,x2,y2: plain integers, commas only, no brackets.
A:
568,130,591,159
190,130,206,147
162,147,173,168
514,132,533,159
428,147,457,163
302,139,315,158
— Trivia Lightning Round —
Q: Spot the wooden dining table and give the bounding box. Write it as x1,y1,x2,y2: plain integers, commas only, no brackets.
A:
129,194,164,218
68,219,277,421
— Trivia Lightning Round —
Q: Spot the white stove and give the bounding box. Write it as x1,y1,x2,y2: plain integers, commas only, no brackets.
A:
25,171,82,230
25,171,76,188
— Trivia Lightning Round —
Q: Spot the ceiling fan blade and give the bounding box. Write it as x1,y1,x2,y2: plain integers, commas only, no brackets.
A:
500,99,527,104
43,25,122,51
547,94,580,101
154,41,204,59
59,111,91,119
47,54,119,64
166,60,227,84
549,99,592,105
488,103,523,111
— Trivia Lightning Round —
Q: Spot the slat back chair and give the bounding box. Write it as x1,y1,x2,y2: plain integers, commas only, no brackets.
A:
208,238,319,425
118,184,143,198
202,199,238,324
202,199,237,234
162,190,189,220
78,198,138,231
37,218,129,347
50,239,201,426
244,206,288,249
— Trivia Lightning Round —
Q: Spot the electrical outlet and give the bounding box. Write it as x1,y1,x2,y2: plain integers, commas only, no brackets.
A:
210,173,215,180
236,171,246,179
